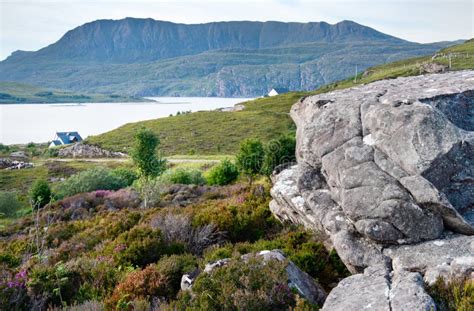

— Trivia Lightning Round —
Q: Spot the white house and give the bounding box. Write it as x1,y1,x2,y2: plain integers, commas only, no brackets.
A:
49,131,83,148
268,87,289,97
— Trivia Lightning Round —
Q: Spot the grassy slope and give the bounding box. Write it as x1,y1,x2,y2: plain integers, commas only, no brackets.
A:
0,81,144,104
87,92,307,155
86,40,474,155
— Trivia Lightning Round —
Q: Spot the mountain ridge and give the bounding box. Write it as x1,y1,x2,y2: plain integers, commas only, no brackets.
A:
0,18,459,97
3,18,403,64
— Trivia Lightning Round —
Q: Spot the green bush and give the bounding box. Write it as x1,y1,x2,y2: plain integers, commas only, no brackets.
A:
55,167,128,199
44,147,59,158
0,143,10,153
29,179,52,208
111,225,167,267
160,168,206,185
261,135,296,175
27,262,82,307
65,256,123,303
236,139,265,183
0,252,21,268
206,159,239,186
111,167,139,187
0,191,22,217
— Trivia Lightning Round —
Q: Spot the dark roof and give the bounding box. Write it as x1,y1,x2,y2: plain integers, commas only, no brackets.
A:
50,140,62,146
56,132,83,144
270,88,289,94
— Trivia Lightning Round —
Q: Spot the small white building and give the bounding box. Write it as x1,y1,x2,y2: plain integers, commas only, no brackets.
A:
268,88,289,97
49,132,83,148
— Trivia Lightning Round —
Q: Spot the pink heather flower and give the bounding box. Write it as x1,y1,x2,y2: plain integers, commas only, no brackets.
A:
236,196,245,204
114,243,127,252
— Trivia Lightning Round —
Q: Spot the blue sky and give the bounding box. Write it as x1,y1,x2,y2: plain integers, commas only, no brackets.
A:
0,0,473,60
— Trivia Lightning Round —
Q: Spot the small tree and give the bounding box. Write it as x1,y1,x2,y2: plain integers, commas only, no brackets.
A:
235,139,265,185
131,128,167,179
29,179,51,208
261,135,296,176
131,128,167,208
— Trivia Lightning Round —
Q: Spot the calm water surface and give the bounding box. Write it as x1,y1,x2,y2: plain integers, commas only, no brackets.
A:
0,97,251,144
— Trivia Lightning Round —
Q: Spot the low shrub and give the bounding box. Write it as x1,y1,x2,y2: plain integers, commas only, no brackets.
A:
154,254,198,297
180,256,298,310
64,256,122,302
0,252,21,268
27,262,82,308
150,212,225,255
50,211,141,263
55,167,128,199
29,179,52,208
203,229,349,289
206,159,239,186
0,269,29,308
111,168,138,187
44,147,59,158
159,168,206,185
45,222,83,248
193,184,276,242
110,225,166,267
427,277,473,311
261,135,296,175
132,178,163,208
0,191,22,217
106,264,168,310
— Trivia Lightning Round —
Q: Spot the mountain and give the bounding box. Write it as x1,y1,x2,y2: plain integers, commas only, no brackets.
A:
0,18,458,97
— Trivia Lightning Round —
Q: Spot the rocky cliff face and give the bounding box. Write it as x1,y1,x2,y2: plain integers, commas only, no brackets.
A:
270,71,474,309
3,19,400,64
0,18,453,97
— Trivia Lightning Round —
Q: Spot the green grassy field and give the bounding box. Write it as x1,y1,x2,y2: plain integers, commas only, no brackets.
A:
87,92,307,155
87,39,473,156
0,81,144,104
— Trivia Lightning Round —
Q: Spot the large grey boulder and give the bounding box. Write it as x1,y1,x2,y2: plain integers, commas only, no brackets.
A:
270,71,474,310
321,265,436,311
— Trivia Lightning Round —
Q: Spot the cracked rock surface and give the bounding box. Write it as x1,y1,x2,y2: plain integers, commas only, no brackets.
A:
270,71,474,309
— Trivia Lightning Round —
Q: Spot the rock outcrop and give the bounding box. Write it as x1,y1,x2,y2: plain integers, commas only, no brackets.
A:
57,143,126,158
0,158,33,170
270,71,474,309
181,249,327,306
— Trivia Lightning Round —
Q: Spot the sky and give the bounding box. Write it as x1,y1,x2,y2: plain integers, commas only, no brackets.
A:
0,0,473,60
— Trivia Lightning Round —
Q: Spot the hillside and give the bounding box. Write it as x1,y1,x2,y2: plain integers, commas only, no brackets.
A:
0,19,456,97
87,39,474,155
0,82,143,104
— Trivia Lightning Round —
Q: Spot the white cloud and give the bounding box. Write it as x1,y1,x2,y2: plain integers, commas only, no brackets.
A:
0,0,472,60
